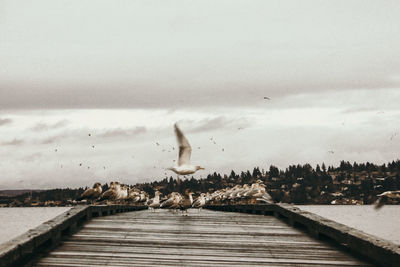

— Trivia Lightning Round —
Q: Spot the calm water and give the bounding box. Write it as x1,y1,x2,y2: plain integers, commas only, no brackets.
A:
297,205,400,245
0,206,399,246
0,207,71,244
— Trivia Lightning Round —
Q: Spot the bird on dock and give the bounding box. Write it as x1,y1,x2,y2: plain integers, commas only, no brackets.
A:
76,182,102,203
167,123,205,183
178,190,194,214
127,188,141,203
374,190,400,210
117,185,129,201
148,191,161,210
192,193,206,209
138,191,149,205
245,181,273,204
160,192,182,209
99,182,121,202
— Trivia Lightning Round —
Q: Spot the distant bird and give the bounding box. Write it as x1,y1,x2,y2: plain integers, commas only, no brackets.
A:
92,145,95,149
374,190,400,210
88,133,91,137
54,149,58,152
103,166,106,170
87,166,90,169
167,124,205,180
222,148,224,152
264,96,271,100
156,142,160,146
76,182,102,203
79,163,82,166
328,150,334,154
390,133,398,141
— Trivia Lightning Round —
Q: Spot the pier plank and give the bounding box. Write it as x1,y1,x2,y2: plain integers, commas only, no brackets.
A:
28,209,372,267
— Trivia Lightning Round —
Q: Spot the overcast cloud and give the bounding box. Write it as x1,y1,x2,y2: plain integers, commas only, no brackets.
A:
0,0,400,188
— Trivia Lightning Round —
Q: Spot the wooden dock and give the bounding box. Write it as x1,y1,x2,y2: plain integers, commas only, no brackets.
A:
25,208,373,267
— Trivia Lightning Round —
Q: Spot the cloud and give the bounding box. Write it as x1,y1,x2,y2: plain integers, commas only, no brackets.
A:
22,152,42,162
1,1,400,110
184,117,236,133
0,118,12,126
1,138,24,146
98,127,146,138
31,120,69,132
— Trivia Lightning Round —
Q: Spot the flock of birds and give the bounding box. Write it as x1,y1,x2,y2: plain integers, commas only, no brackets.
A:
77,179,400,212
76,179,274,213
75,122,400,211
76,123,274,213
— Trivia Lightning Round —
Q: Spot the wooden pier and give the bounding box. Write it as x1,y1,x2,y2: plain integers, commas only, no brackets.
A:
1,204,398,266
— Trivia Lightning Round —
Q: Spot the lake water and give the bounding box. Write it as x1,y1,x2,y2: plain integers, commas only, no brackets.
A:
297,205,400,245
0,206,399,246
0,207,71,244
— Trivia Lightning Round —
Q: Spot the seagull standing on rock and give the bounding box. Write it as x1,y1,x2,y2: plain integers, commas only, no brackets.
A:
167,123,205,183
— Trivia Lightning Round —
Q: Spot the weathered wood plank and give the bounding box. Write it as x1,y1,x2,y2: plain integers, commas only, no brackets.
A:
28,209,372,267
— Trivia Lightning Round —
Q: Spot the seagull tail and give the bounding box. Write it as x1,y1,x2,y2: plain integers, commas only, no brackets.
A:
374,198,384,210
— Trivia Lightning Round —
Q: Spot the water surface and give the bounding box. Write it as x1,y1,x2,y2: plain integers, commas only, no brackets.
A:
0,207,70,244
298,205,400,245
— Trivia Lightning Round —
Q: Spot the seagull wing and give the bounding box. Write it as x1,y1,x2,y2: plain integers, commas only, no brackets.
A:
174,123,192,166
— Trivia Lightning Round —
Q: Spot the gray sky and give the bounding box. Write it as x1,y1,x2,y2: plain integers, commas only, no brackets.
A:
1,0,400,189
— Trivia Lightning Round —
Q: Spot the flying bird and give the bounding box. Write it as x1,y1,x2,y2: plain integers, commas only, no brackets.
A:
88,133,91,137
374,190,400,210
264,96,271,100
328,150,334,154
167,124,205,179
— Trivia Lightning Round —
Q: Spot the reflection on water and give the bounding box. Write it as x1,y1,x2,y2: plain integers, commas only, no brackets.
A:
0,207,70,244
297,205,400,245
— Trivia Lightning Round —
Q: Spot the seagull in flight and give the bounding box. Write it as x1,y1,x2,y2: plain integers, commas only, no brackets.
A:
167,123,205,179
374,190,400,210
264,96,271,100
